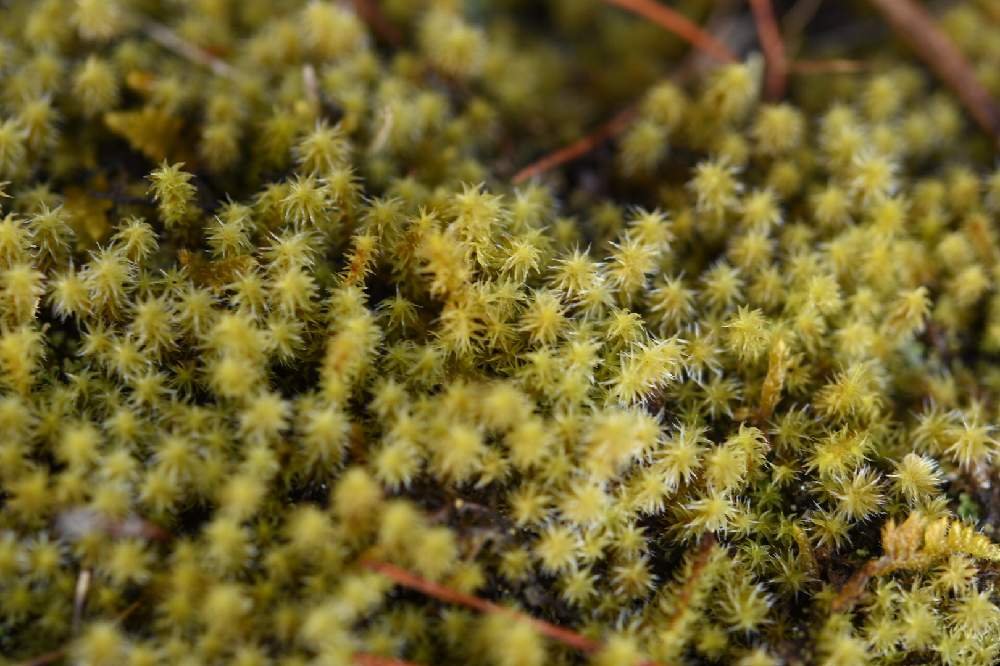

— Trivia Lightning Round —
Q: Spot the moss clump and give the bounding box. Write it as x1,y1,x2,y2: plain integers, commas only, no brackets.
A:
1,1,1000,665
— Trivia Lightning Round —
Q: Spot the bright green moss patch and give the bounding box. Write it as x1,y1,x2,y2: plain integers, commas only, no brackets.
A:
2,1,1000,665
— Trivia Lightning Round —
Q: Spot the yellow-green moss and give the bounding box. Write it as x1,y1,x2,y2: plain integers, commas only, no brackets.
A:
1,1,1000,665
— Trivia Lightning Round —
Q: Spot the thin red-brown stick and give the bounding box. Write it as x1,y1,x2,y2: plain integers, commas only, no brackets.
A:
603,0,737,63
511,4,738,184
511,107,637,184
830,557,889,612
749,0,788,99
365,559,668,665
867,0,1000,144
362,559,603,654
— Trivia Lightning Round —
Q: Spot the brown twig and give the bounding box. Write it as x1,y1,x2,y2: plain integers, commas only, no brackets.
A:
831,557,889,612
363,559,666,665
511,108,637,185
511,5,745,184
830,513,943,612
602,0,738,63
749,0,788,100
362,559,602,654
866,0,1000,145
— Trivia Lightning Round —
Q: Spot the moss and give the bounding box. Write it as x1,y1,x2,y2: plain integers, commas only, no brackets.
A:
1,1,1000,665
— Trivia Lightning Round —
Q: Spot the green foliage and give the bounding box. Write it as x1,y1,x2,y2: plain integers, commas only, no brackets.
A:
1,1,1000,665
